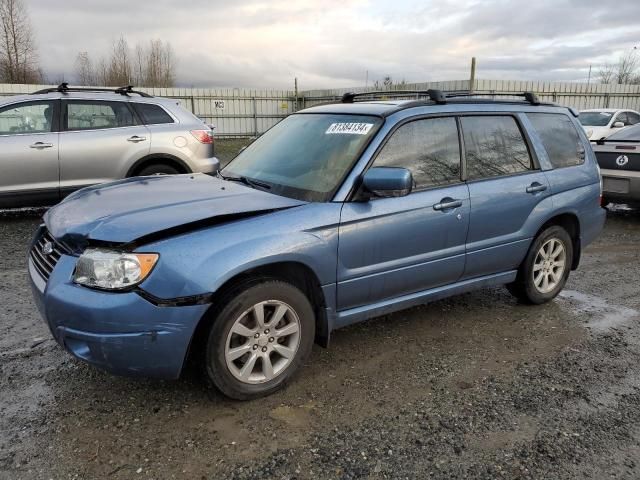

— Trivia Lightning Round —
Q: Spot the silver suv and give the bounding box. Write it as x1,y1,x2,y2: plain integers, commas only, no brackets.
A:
0,84,219,208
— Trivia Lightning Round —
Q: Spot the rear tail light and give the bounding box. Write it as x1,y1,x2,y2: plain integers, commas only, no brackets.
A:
190,129,214,144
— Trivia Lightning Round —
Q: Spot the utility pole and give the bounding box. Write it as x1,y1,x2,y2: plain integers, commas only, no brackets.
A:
469,57,476,94
587,64,592,85
365,70,368,89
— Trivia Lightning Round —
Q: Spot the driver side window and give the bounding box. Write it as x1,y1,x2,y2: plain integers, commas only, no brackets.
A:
0,101,55,135
372,117,462,191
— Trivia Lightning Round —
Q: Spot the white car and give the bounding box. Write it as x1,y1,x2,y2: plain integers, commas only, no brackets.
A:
578,108,640,140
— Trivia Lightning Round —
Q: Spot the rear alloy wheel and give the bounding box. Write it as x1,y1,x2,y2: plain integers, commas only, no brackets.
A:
532,238,567,294
507,225,573,304
205,280,315,400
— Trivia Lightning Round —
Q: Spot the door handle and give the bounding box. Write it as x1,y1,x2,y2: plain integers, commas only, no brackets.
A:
433,198,463,211
127,135,147,143
29,142,53,149
526,182,548,194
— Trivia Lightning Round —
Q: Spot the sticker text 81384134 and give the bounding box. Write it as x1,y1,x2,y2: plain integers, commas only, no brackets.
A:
325,123,374,135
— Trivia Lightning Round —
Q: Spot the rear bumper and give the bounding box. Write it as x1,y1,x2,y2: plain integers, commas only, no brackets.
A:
189,156,220,174
601,169,640,204
29,254,209,379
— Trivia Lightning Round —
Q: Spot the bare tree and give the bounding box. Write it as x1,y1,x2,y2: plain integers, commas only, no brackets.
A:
599,49,640,85
598,63,615,84
75,51,95,85
105,36,133,86
615,50,639,84
143,39,175,87
0,0,41,83
76,37,176,88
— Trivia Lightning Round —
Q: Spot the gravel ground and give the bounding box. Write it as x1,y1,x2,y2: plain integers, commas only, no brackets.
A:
1,193,639,479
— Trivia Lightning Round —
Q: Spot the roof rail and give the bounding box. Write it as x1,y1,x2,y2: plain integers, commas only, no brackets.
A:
339,89,544,106
31,83,152,98
341,89,447,104
444,91,541,105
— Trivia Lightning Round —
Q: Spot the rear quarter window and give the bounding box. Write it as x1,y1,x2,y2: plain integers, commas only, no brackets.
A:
133,103,174,125
527,113,584,168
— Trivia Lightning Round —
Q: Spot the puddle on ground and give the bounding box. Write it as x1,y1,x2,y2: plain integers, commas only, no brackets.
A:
559,290,639,333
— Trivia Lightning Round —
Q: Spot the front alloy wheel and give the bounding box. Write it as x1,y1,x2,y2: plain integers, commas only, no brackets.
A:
205,280,315,400
225,300,301,384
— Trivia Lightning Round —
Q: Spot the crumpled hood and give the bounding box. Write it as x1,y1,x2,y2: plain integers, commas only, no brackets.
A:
45,174,306,246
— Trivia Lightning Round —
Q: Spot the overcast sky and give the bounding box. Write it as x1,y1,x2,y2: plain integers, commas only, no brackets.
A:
27,0,639,89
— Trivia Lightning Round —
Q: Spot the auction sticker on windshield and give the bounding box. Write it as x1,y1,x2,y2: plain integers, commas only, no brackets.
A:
325,123,374,135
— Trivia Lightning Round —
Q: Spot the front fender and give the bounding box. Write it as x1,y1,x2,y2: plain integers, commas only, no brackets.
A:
137,203,342,300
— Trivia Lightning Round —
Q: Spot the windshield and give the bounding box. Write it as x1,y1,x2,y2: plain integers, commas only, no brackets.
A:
608,124,640,141
222,113,382,201
579,111,613,127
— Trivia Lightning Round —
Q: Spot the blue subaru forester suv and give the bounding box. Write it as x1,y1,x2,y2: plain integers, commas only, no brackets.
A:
29,90,605,399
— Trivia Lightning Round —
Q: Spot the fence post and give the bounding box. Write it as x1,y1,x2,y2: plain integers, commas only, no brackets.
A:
252,97,258,137
469,57,476,94
604,93,610,108
189,96,195,114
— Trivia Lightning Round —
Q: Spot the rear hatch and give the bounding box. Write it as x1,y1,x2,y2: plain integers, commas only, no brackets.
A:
592,140,640,195
592,142,640,172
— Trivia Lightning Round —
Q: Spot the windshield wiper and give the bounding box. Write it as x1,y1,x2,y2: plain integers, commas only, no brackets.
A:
217,172,272,190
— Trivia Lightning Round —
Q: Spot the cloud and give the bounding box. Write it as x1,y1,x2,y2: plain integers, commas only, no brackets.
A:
24,0,640,88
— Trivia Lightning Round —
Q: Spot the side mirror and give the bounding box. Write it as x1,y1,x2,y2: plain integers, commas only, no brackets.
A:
362,167,412,198
613,121,625,128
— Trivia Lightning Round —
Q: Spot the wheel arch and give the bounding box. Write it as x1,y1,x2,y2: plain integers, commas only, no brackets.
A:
536,212,581,270
183,260,330,375
126,153,192,177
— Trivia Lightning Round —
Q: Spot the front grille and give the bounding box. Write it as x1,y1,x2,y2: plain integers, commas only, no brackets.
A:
30,230,68,281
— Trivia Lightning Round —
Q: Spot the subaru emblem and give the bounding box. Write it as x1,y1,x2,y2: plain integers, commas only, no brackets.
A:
42,241,54,256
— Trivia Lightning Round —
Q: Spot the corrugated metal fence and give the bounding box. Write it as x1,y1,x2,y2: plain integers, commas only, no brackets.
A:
2,80,640,136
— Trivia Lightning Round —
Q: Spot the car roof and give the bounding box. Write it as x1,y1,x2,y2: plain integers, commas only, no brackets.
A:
580,108,634,113
0,91,171,106
298,99,571,117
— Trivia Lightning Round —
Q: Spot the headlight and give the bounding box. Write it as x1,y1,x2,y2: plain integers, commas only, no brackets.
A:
74,249,159,290
586,129,593,139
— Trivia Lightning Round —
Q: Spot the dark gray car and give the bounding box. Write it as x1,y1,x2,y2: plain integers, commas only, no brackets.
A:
592,123,640,206
0,84,219,208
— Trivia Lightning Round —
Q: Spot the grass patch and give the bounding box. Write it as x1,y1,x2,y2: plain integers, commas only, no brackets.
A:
214,137,254,167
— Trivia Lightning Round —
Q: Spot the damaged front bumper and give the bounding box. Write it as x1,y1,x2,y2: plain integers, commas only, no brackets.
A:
28,253,210,379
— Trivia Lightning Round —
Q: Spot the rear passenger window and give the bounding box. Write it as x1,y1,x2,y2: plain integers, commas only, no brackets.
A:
67,101,135,131
133,103,174,125
527,113,584,168
628,112,640,125
373,117,461,190
461,116,533,180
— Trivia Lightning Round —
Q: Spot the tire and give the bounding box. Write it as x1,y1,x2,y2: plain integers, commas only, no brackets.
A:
507,225,573,305
205,280,315,400
136,163,181,176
